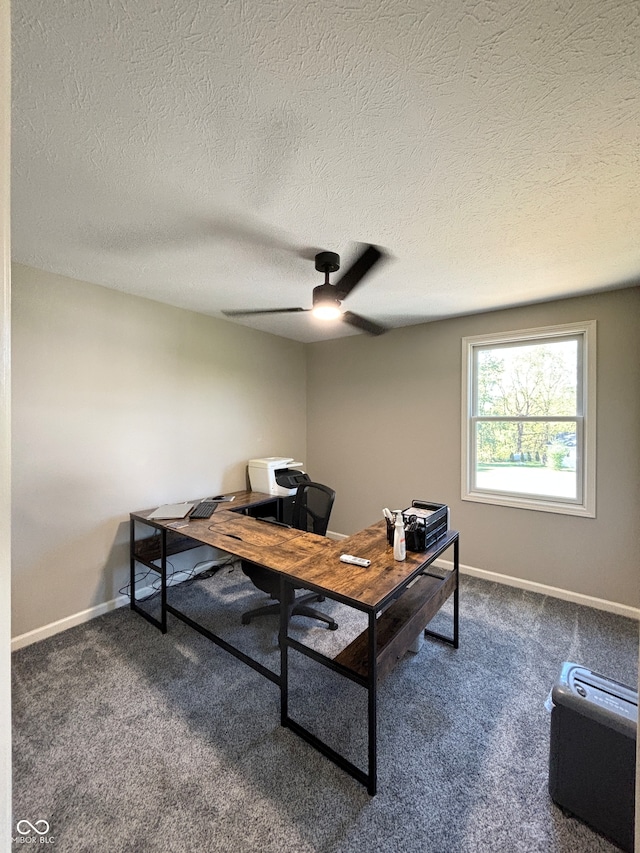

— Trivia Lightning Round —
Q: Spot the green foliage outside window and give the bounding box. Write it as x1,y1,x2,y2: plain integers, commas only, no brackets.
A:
475,341,577,466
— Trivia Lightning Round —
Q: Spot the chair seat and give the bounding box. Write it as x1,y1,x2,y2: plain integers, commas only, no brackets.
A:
240,481,337,631
242,563,275,597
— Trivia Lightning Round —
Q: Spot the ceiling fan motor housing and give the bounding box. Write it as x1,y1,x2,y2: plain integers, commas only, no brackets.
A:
315,251,340,273
312,283,341,308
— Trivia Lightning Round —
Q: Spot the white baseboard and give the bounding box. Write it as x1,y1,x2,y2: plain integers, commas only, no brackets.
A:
11,559,237,652
12,548,638,652
432,557,640,621
327,530,348,541
11,595,130,652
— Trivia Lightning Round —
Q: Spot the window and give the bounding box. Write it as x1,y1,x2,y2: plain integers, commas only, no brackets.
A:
462,321,596,516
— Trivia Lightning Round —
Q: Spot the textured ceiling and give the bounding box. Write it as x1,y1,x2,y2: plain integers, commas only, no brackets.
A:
11,0,640,342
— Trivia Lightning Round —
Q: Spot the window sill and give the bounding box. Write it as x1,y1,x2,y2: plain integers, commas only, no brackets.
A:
462,490,595,518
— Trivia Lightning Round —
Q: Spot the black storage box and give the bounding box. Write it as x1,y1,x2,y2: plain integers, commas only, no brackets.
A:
386,501,448,551
548,662,637,852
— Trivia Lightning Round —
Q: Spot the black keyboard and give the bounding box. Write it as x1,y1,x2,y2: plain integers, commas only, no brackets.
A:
189,500,219,519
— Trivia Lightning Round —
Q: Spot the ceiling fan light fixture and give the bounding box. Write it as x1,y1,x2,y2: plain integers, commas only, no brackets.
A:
311,282,342,320
312,303,342,320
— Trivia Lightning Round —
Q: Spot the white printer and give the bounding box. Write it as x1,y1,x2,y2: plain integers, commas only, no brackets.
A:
247,457,310,496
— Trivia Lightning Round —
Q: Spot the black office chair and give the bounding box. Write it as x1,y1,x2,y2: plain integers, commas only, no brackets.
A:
240,481,338,630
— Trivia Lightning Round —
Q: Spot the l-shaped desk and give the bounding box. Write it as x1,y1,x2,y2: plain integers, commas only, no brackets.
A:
130,491,459,795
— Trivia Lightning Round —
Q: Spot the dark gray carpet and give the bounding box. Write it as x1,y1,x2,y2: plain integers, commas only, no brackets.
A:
12,568,638,852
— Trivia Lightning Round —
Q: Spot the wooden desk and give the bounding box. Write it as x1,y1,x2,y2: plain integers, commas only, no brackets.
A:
130,491,459,794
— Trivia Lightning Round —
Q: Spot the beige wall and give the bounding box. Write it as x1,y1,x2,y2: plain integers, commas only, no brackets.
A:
11,264,307,637
307,287,640,608
11,270,640,638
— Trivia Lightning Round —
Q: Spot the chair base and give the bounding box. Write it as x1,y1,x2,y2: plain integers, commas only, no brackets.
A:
242,591,338,631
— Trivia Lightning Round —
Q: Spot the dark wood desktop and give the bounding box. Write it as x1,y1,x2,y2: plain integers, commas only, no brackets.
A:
130,490,459,794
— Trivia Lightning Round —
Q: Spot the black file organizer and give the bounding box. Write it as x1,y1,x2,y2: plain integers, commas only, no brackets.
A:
386,501,449,552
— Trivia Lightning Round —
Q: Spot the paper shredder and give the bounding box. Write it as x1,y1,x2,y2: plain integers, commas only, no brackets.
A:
548,661,637,852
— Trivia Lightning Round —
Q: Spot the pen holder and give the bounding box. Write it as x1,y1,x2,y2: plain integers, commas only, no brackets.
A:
386,514,426,550
385,517,395,546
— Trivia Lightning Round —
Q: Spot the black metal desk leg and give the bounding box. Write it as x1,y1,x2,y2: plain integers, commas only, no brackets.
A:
279,576,289,724
129,517,136,609
453,535,459,649
160,528,167,634
367,610,378,796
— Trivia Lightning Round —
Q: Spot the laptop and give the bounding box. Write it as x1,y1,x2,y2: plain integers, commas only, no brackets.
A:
147,502,195,520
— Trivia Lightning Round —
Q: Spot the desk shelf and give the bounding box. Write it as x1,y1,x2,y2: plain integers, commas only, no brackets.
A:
133,531,201,571
333,569,457,681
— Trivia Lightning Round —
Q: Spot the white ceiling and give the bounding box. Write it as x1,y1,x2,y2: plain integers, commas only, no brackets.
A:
11,0,640,342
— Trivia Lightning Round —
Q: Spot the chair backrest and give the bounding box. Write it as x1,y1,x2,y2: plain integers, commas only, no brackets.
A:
291,482,335,536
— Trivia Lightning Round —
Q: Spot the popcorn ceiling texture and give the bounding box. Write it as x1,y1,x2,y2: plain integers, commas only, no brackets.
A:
11,0,640,341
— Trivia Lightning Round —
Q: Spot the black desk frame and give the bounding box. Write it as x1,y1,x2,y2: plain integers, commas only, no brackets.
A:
130,504,459,795
278,533,459,795
129,498,284,688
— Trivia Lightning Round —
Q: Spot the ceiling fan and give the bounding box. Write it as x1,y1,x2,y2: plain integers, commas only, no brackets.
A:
222,243,388,336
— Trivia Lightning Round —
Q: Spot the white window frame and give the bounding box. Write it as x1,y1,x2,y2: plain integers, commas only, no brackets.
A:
461,321,596,517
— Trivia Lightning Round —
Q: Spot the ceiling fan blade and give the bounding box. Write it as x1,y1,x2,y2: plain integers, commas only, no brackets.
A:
342,311,387,336
334,244,385,299
92,214,319,262
222,307,309,317
200,217,318,260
